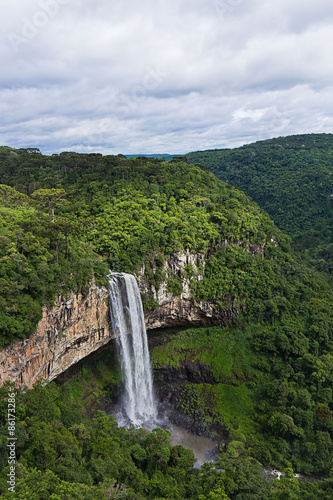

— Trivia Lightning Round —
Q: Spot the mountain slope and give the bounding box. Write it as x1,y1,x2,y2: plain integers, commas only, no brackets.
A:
186,133,333,277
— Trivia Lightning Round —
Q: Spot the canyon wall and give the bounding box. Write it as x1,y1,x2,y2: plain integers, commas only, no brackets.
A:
0,285,112,388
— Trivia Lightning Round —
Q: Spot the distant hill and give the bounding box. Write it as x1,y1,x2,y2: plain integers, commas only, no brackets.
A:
125,154,177,161
187,133,333,278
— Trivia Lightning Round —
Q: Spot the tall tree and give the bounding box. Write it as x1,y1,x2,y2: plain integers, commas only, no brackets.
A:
31,188,66,222
0,184,29,207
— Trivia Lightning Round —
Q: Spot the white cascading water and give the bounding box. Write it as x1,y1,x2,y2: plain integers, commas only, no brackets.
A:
108,272,157,426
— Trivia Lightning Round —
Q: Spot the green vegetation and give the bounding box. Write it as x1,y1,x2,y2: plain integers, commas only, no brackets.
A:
186,133,333,280
0,142,333,496
0,364,332,499
0,373,267,500
151,325,333,473
0,146,283,346
0,201,108,348
126,154,177,161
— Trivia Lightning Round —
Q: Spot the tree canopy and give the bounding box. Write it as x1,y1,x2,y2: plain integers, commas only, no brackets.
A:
0,143,333,498
186,133,333,281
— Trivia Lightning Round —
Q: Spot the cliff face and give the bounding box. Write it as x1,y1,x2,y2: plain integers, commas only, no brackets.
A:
137,250,239,329
0,251,240,388
136,250,205,304
0,285,112,388
145,297,238,330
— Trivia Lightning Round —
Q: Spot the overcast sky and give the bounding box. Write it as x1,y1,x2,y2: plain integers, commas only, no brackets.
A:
1,0,333,155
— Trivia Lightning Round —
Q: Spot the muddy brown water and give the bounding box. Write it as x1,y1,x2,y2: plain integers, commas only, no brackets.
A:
169,424,217,468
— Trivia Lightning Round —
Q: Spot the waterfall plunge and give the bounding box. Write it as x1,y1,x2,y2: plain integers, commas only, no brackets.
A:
108,272,157,426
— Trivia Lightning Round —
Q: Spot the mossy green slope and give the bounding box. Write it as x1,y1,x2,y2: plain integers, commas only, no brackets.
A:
150,321,333,474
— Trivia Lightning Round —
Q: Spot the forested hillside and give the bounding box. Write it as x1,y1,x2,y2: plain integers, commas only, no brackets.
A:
0,146,285,347
186,134,333,278
1,145,333,498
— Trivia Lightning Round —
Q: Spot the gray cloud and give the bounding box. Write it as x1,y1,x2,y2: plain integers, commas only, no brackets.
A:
1,0,333,154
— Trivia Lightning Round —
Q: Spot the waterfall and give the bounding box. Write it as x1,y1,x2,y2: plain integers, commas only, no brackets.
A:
108,272,157,426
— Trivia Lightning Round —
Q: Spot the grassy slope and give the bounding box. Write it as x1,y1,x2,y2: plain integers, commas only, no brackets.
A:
152,326,259,443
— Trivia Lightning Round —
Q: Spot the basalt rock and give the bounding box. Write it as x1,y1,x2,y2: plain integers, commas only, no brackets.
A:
145,298,238,329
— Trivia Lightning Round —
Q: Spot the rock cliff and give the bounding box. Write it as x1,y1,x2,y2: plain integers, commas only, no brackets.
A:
0,285,112,388
136,250,205,304
137,251,238,329
145,297,238,329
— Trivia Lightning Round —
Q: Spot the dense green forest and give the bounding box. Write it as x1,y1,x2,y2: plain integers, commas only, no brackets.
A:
2,373,332,500
0,146,284,347
0,144,333,498
186,134,333,280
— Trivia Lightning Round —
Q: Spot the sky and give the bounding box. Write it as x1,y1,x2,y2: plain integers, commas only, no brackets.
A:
1,0,333,155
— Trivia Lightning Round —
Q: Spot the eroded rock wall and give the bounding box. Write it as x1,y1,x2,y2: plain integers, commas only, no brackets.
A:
137,250,239,329
145,298,238,329
136,250,205,304
0,285,112,388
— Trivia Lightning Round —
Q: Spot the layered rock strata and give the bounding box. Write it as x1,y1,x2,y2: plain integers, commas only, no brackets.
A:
145,298,238,329
0,285,111,388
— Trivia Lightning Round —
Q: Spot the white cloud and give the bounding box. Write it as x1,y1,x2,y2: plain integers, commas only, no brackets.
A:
0,0,333,154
